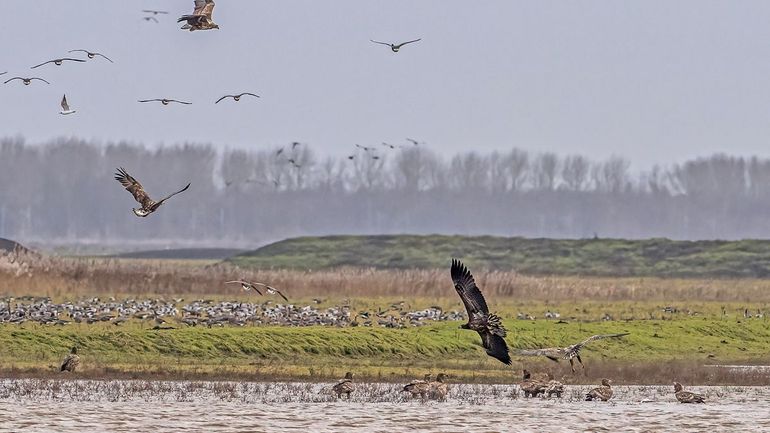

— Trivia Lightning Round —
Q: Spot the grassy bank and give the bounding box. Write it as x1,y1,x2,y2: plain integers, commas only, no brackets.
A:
3,315,770,384
229,235,770,278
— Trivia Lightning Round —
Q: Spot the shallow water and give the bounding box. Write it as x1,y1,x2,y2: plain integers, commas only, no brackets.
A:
0,380,767,432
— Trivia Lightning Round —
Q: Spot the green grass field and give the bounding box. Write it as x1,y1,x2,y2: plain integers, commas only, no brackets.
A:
229,235,770,278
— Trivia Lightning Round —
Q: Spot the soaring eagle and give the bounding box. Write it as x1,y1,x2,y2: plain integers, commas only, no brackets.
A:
178,0,219,31
114,167,190,217
515,333,630,372
451,259,511,365
370,38,421,52
60,346,80,372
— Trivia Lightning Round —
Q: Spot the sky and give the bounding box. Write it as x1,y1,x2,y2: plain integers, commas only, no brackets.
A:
3,1,770,168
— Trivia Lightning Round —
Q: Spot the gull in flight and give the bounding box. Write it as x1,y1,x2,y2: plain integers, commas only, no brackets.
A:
59,94,76,115
114,167,191,217
138,98,192,105
225,280,289,302
4,77,50,85
215,92,259,104
31,58,85,69
68,49,113,63
370,38,421,52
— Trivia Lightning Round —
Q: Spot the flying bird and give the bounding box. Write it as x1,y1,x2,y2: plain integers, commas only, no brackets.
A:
515,333,630,373
0,72,6,76
68,49,114,63
347,155,355,160
60,347,80,372
138,98,191,105
673,382,705,403
59,94,75,115
370,38,421,52
381,142,401,150
143,16,159,23
215,93,259,104
275,148,285,156
291,142,302,150
178,0,219,31
451,259,511,365
114,167,191,217
355,144,374,152
31,58,85,69
225,280,289,302
406,138,424,146
4,77,50,85
142,9,169,15
585,379,613,401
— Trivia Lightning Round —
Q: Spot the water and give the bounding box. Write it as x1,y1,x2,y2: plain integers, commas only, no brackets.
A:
0,380,767,432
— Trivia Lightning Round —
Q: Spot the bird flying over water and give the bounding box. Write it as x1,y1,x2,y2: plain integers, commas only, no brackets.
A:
178,0,219,31
4,76,50,85
225,280,289,302
68,49,113,63
59,94,75,115
114,167,191,217
138,98,191,105
31,58,85,69
370,38,421,52
60,347,80,372
451,259,511,365
516,333,630,372
215,93,259,104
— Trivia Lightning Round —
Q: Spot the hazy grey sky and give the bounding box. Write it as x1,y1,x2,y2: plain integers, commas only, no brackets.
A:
3,1,770,167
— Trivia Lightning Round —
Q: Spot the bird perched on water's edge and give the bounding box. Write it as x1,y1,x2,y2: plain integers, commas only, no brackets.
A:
516,333,630,372
585,378,613,401
370,38,421,52
59,94,75,115
114,167,191,217
402,374,432,400
215,93,259,104
31,58,85,69
430,373,449,400
60,347,80,372
332,372,355,399
178,0,219,31
4,77,49,85
674,382,705,403
68,49,113,63
451,259,511,365
519,370,546,397
224,280,289,302
138,98,191,105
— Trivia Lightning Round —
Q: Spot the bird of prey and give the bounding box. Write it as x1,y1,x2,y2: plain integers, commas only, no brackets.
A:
178,0,219,31
673,382,706,404
31,58,85,69
515,333,630,372
215,92,259,104
142,9,169,15
68,49,114,63
59,94,75,115
332,372,355,399
143,16,159,23
60,347,80,372
225,280,289,302
451,259,511,365
585,378,613,401
370,38,421,52
4,77,50,85
138,98,192,105
402,374,432,400
114,167,191,217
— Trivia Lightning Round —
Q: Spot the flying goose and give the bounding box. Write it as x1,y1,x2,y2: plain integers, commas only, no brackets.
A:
31,58,85,69
332,372,355,399
516,333,630,372
142,9,169,15
585,378,613,401
68,49,113,63
178,0,219,31
370,38,421,52
59,94,75,115
674,382,705,403
138,98,192,105
451,259,511,365
4,77,50,85
225,280,289,302
215,93,259,104
114,167,191,217
402,374,432,400
60,346,80,372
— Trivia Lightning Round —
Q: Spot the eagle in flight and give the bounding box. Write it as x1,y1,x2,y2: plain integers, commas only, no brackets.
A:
114,167,190,217
178,0,218,31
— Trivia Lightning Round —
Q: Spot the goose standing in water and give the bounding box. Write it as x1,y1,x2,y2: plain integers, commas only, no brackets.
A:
60,347,80,372
674,382,705,403
332,372,355,399
516,333,630,372
59,94,75,115
402,374,432,400
430,373,449,401
370,38,421,52
585,378,613,401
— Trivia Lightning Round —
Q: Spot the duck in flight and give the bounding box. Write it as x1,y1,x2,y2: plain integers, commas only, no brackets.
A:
114,167,191,217
31,58,85,69
370,38,421,52
59,94,75,115
451,259,511,365
215,93,259,104
4,77,50,85
516,333,630,372
68,49,113,63
225,280,289,302
138,98,191,105
178,0,219,31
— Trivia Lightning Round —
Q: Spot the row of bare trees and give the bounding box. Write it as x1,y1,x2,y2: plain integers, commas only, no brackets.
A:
1,136,769,248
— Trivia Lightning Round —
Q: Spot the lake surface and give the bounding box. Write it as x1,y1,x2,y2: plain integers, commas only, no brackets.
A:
0,379,767,432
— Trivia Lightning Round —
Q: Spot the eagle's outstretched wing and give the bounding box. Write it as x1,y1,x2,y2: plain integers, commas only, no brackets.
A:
201,0,215,18
572,333,630,351
481,331,512,365
154,183,191,207
515,348,562,362
450,259,489,316
114,167,154,208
